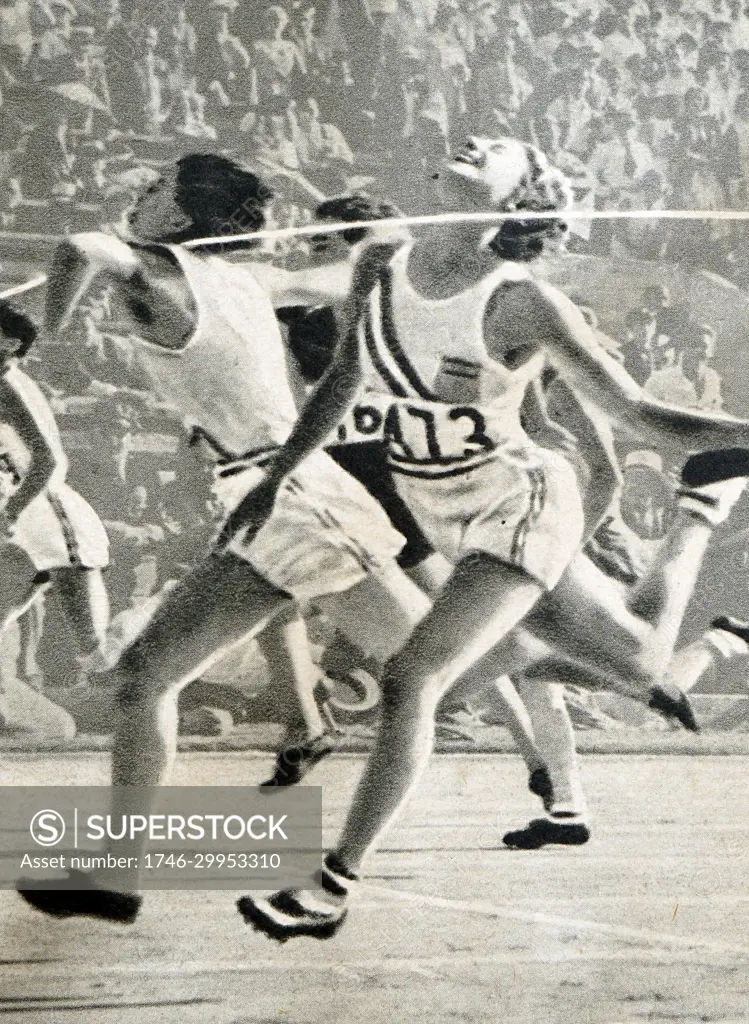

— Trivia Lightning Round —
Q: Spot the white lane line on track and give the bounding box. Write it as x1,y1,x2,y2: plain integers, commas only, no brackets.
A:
363,885,749,958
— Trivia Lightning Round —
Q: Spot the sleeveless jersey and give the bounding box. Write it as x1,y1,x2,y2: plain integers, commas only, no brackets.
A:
130,247,298,461
0,362,68,486
358,244,546,478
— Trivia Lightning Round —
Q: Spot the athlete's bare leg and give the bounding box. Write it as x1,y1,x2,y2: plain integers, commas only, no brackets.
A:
316,565,432,665
0,544,51,636
333,555,544,875
447,628,577,813
514,677,586,820
256,605,326,742
524,508,715,696
54,567,110,664
92,552,291,892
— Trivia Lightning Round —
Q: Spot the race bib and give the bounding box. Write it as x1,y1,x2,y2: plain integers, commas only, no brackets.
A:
380,398,496,468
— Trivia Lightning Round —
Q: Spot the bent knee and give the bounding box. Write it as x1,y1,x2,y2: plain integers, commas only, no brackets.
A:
379,655,445,717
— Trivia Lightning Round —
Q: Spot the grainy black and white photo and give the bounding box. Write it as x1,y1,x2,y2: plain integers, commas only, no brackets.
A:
2,0,749,1021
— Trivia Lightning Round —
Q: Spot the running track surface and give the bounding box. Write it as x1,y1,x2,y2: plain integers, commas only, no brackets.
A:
2,752,749,1024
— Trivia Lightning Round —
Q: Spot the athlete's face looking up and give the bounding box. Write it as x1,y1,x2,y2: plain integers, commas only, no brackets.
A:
128,166,190,242
444,137,532,208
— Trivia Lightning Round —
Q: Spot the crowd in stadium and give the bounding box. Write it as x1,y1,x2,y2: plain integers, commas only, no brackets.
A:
0,0,748,265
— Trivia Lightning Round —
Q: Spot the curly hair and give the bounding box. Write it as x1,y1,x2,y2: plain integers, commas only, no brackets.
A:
171,154,273,244
489,142,573,263
315,193,402,245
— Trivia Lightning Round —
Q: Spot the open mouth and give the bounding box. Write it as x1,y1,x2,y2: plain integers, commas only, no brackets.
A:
452,151,483,168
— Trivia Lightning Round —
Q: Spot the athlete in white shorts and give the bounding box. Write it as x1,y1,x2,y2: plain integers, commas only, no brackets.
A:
0,301,110,736
277,193,748,851
235,136,749,940
16,154,430,923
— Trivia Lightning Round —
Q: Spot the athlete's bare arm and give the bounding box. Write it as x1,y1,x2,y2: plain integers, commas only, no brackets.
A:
0,375,56,526
216,245,397,548
46,234,195,348
45,233,142,337
490,278,749,452
240,261,353,309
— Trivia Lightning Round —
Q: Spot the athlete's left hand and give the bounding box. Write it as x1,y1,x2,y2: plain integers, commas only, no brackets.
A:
214,471,281,552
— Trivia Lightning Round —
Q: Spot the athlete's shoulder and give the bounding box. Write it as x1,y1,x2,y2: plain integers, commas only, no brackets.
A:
489,271,579,321
61,232,142,275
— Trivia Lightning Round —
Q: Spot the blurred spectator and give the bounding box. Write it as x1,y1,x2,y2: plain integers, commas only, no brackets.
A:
642,319,723,411
681,321,724,410
252,4,306,105
27,0,77,84
198,0,251,135
138,25,171,137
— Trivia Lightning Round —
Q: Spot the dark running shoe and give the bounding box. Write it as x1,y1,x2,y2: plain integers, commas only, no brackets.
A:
528,766,554,812
259,732,336,789
237,854,354,943
648,685,700,732
681,449,749,488
711,615,749,646
503,818,591,850
16,870,141,923
237,889,348,943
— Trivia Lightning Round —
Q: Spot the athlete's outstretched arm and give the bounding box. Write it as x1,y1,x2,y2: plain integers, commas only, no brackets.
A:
492,278,749,452
0,376,56,526
45,233,141,337
245,261,353,309
265,243,402,482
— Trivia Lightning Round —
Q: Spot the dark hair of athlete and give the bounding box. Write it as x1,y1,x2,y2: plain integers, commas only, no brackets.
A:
130,153,274,248
175,154,272,239
488,142,572,263
314,194,402,245
0,300,37,360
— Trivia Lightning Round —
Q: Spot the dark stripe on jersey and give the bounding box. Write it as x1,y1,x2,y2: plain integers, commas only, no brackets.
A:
378,268,437,401
442,356,481,370
388,453,498,479
510,467,547,567
363,309,409,398
47,491,81,566
441,368,479,380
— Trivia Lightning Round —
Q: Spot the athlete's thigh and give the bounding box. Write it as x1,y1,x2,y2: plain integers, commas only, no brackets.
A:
0,543,46,626
115,552,290,691
446,622,553,704
522,554,649,676
316,561,432,661
384,553,544,701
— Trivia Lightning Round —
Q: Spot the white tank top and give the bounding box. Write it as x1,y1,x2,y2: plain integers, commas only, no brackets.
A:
0,363,68,484
358,244,545,477
130,247,297,460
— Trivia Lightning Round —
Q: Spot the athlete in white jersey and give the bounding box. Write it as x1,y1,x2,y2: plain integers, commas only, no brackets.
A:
236,137,749,940
17,154,431,923
0,301,110,736
302,194,749,849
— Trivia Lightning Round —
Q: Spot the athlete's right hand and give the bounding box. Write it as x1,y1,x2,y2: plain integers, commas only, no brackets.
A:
214,472,281,552
347,242,404,313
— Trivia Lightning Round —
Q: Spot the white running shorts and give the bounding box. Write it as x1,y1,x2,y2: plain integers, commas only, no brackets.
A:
214,449,406,602
11,482,110,571
391,443,584,591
